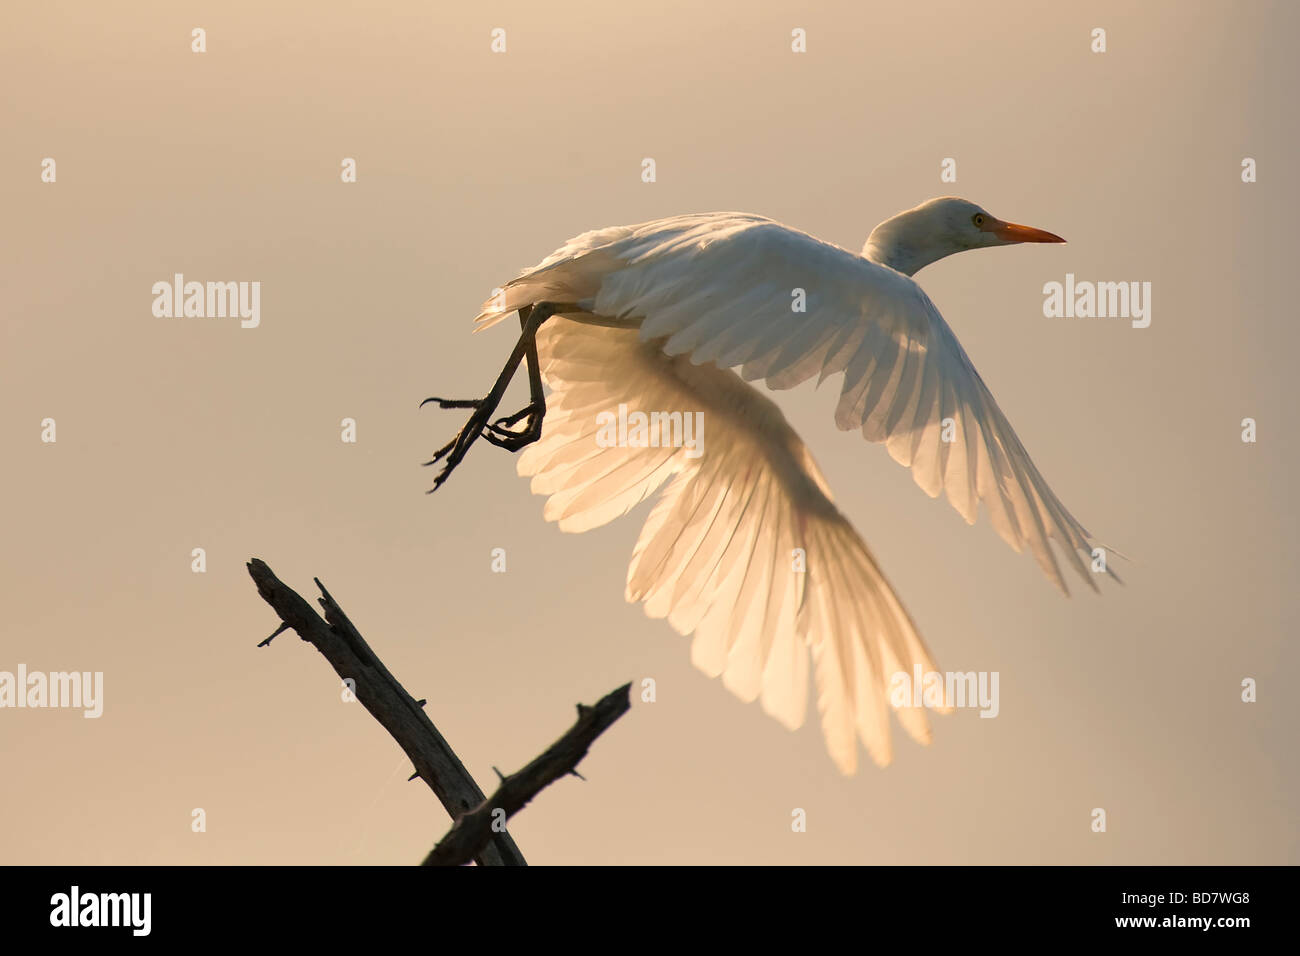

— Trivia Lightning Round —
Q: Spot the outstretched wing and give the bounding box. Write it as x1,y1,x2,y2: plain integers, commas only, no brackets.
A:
484,213,1114,594
517,317,946,774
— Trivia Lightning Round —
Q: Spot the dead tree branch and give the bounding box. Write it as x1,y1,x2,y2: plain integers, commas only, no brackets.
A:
422,682,632,866
246,558,526,866
246,558,631,867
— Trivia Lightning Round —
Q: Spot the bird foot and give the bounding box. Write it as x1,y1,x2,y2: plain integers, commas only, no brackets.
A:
420,302,561,493
485,402,543,450
421,398,544,490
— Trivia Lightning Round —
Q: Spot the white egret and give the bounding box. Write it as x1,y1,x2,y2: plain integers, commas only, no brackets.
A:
424,197,1116,774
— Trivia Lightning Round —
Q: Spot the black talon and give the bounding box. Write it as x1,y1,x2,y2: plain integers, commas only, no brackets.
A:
493,403,539,430
422,436,458,466
420,397,482,410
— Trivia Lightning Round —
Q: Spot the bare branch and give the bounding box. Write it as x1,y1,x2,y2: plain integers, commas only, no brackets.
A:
422,683,632,867
245,558,526,867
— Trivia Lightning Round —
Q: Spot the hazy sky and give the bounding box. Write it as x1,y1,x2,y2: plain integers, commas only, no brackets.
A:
2,0,1296,864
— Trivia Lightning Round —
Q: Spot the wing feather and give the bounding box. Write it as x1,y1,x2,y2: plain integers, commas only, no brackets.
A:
496,213,1112,593
479,210,1118,770
517,318,942,773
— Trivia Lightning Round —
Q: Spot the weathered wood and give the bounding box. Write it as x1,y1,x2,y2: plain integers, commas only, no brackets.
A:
246,558,527,866
422,683,632,866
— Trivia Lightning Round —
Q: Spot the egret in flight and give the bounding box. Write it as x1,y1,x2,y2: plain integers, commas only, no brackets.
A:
423,197,1116,774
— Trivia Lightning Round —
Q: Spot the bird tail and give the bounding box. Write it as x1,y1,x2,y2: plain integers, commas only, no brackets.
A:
472,251,622,332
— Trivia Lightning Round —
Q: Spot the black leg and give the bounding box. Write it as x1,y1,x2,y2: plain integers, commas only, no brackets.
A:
481,311,548,450
422,302,568,491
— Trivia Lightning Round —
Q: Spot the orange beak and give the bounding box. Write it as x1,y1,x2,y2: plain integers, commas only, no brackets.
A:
988,218,1066,244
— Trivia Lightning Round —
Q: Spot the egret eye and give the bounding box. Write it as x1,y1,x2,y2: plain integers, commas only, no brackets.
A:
973,214,985,227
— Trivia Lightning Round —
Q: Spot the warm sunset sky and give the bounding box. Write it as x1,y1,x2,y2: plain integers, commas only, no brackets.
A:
2,0,1295,864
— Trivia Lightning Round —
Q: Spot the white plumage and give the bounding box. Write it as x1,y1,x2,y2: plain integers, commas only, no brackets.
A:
470,199,1112,774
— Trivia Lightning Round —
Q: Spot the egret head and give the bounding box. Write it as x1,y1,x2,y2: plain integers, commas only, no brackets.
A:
863,197,1065,276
